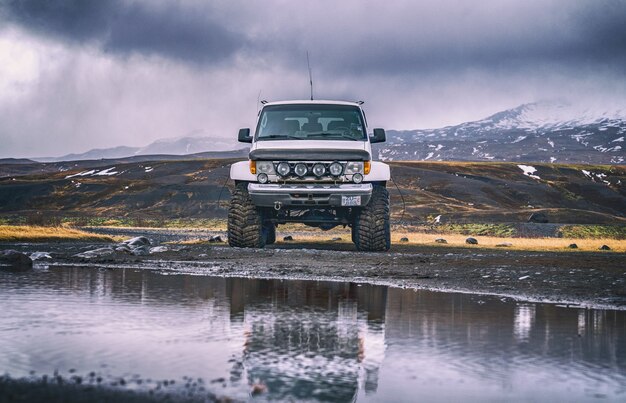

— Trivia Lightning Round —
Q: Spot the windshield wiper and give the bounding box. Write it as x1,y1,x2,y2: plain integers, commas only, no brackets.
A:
259,134,304,140
306,132,361,141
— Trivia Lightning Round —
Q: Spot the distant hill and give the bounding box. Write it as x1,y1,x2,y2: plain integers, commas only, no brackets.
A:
376,101,625,164
1,157,624,225
0,158,38,165
34,136,237,162
0,149,248,179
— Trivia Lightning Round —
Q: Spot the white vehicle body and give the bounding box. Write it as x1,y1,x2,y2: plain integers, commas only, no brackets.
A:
228,100,391,251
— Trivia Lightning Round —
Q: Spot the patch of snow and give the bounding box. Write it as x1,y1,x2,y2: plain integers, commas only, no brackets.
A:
517,164,541,180
65,170,96,179
424,152,434,160
145,166,154,172
512,135,527,143
434,215,441,224
65,167,118,178
435,144,444,151
547,139,554,148
582,170,610,185
612,136,624,142
550,157,557,163
94,167,118,176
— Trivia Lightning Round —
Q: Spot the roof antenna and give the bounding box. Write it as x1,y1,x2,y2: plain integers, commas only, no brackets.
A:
307,51,313,100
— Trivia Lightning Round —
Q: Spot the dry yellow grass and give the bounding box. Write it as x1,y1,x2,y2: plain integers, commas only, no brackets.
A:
0,226,114,243
252,229,625,252
388,232,626,252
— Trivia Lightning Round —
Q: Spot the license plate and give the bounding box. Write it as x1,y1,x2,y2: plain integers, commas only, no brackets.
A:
341,195,361,206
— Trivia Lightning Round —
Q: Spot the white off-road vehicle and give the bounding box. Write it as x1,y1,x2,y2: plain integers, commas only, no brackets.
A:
228,100,391,251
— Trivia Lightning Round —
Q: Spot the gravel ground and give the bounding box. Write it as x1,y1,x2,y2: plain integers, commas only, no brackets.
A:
3,227,625,310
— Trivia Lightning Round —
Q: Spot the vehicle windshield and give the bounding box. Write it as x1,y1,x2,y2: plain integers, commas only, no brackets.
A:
256,104,367,141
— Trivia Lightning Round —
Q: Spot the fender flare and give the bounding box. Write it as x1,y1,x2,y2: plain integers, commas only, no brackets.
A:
365,161,390,182
230,160,256,182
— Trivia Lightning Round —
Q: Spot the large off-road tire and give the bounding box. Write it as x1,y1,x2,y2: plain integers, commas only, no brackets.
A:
265,224,276,245
228,183,265,248
354,185,391,252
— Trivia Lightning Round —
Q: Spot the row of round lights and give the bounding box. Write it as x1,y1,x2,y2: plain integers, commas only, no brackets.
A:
258,162,363,184
276,162,344,178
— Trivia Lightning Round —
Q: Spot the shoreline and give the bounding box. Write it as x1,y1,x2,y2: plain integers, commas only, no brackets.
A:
4,239,624,310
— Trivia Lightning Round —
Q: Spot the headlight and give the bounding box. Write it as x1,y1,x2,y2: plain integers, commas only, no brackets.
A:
294,163,308,177
256,161,275,174
312,163,326,177
276,162,290,176
352,173,363,184
344,161,363,175
328,162,343,176
257,173,269,183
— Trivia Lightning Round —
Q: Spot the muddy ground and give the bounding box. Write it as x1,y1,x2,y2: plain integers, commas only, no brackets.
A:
3,228,625,310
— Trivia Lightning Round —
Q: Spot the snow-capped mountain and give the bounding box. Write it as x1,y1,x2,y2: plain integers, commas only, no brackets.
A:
377,102,626,164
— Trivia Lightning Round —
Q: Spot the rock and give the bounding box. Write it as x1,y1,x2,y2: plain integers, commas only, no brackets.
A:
115,245,132,253
465,237,478,245
131,245,150,256
29,252,52,261
568,243,578,249
149,246,169,254
74,247,115,259
399,237,409,243
208,235,223,243
528,212,549,223
434,238,448,244
331,237,342,242
0,250,33,271
74,248,115,259
123,236,151,247
496,243,512,247
599,245,611,251
283,235,294,241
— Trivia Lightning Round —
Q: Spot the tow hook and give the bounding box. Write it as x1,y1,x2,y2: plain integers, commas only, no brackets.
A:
274,201,282,211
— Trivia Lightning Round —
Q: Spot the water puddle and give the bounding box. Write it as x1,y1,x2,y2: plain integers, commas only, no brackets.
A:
1,266,624,401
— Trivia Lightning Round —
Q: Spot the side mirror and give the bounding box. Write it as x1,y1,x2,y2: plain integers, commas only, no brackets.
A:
371,128,386,144
238,128,252,143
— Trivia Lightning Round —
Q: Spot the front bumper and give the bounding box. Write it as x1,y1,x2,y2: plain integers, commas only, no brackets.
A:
248,183,372,208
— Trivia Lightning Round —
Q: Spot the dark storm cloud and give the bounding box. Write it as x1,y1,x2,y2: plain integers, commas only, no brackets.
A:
3,0,626,74
256,1,626,77
0,0,244,64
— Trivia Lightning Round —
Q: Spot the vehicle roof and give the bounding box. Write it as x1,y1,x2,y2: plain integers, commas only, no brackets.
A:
263,100,362,107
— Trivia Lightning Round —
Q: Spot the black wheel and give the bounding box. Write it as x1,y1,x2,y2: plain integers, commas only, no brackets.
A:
228,183,265,248
265,224,276,245
354,185,391,252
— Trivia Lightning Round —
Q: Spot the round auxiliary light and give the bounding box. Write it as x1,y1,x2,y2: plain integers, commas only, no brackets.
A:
312,163,326,177
294,163,308,177
352,173,363,184
276,162,291,177
257,173,269,184
328,162,343,177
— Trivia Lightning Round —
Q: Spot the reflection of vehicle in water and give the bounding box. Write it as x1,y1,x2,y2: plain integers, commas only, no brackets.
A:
229,101,391,251
229,280,386,401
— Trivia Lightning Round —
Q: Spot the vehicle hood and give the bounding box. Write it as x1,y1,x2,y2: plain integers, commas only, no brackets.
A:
250,140,371,161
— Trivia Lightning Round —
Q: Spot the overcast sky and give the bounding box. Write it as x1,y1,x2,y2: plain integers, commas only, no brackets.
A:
1,0,625,158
